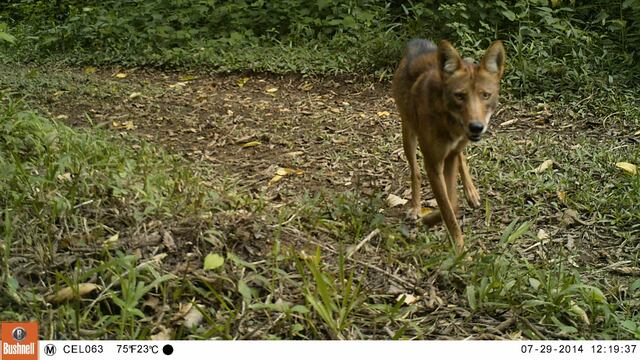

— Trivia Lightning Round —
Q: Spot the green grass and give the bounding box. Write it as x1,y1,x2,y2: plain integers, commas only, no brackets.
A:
1,65,639,339
0,97,223,337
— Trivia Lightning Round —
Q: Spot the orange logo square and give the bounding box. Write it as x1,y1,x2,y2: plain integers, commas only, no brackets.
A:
1,322,38,360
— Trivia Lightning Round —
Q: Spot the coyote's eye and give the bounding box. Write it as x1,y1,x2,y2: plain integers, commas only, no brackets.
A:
481,92,492,100
454,92,466,101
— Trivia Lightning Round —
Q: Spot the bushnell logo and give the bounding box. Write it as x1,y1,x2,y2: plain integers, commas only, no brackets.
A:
12,327,27,341
1,321,39,360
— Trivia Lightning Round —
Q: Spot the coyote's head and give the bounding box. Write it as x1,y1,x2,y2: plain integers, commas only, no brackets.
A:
438,40,506,142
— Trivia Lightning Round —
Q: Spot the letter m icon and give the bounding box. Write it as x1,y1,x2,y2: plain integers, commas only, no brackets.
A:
44,344,57,356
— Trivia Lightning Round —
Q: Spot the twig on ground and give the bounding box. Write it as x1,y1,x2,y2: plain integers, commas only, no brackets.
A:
347,228,380,258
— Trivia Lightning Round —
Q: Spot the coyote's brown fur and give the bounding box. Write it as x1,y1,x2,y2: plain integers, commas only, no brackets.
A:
392,39,506,251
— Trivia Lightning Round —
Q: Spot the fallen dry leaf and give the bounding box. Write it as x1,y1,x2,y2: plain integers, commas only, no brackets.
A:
178,75,199,81
537,229,549,240
500,119,519,126
268,174,284,186
418,208,433,217
183,305,204,328
569,301,590,325
104,232,120,246
557,190,567,203
47,283,101,303
129,92,142,99
114,73,128,79
386,194,408,208
276,167,303,176
168,82,187,90
265,87,278,93
162,230,177,252
241,141,261,148
172,303,193,321
561,209,579,227
396,293,419,305
377,111,390,117
615,162,637,175
142,296,160,309
612,266,640,276
285,151,304,157
535,159,554,173
237,77,250,87
150,326,172,340
111,121,135,130
268,167,303,186
57,172,72,182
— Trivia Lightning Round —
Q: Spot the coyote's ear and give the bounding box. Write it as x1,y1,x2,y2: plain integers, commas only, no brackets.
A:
437,40,462,75
481,40,506,77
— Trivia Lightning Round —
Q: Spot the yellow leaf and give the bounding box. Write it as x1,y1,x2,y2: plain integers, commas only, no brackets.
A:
114,73,128,79
57,172,72,182
122,121,135,130
569,301,590,325
276,167,303,176
168,82,187,90
84,66,97,74
285,151,304,157
615,162,637,175
47,283,101,303
104,232,120,246
386,194,408,208
203,253,225,270
557,190,566,203
535,159,553,173
377,111,390,117
265,87,278,93
237,77,250,87
634,130,640,136
268,174,284,186
129,92,142,99
241,141,261,148
179,75,199,81
269,167,303,186
418,208,433,217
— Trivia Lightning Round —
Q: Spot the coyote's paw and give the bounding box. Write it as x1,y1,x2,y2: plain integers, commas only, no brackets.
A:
406,206,420,222
465,186,481,208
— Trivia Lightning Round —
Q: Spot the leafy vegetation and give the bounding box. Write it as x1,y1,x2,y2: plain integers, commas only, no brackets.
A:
0,0,639,340
1,0,639,97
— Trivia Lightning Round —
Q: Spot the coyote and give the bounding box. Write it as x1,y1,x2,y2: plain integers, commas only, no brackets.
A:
392,39,506,252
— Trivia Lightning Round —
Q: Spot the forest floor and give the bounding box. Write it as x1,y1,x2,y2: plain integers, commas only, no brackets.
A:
1,64,639,339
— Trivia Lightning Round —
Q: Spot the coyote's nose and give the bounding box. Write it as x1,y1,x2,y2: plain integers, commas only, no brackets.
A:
469,122,485,134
